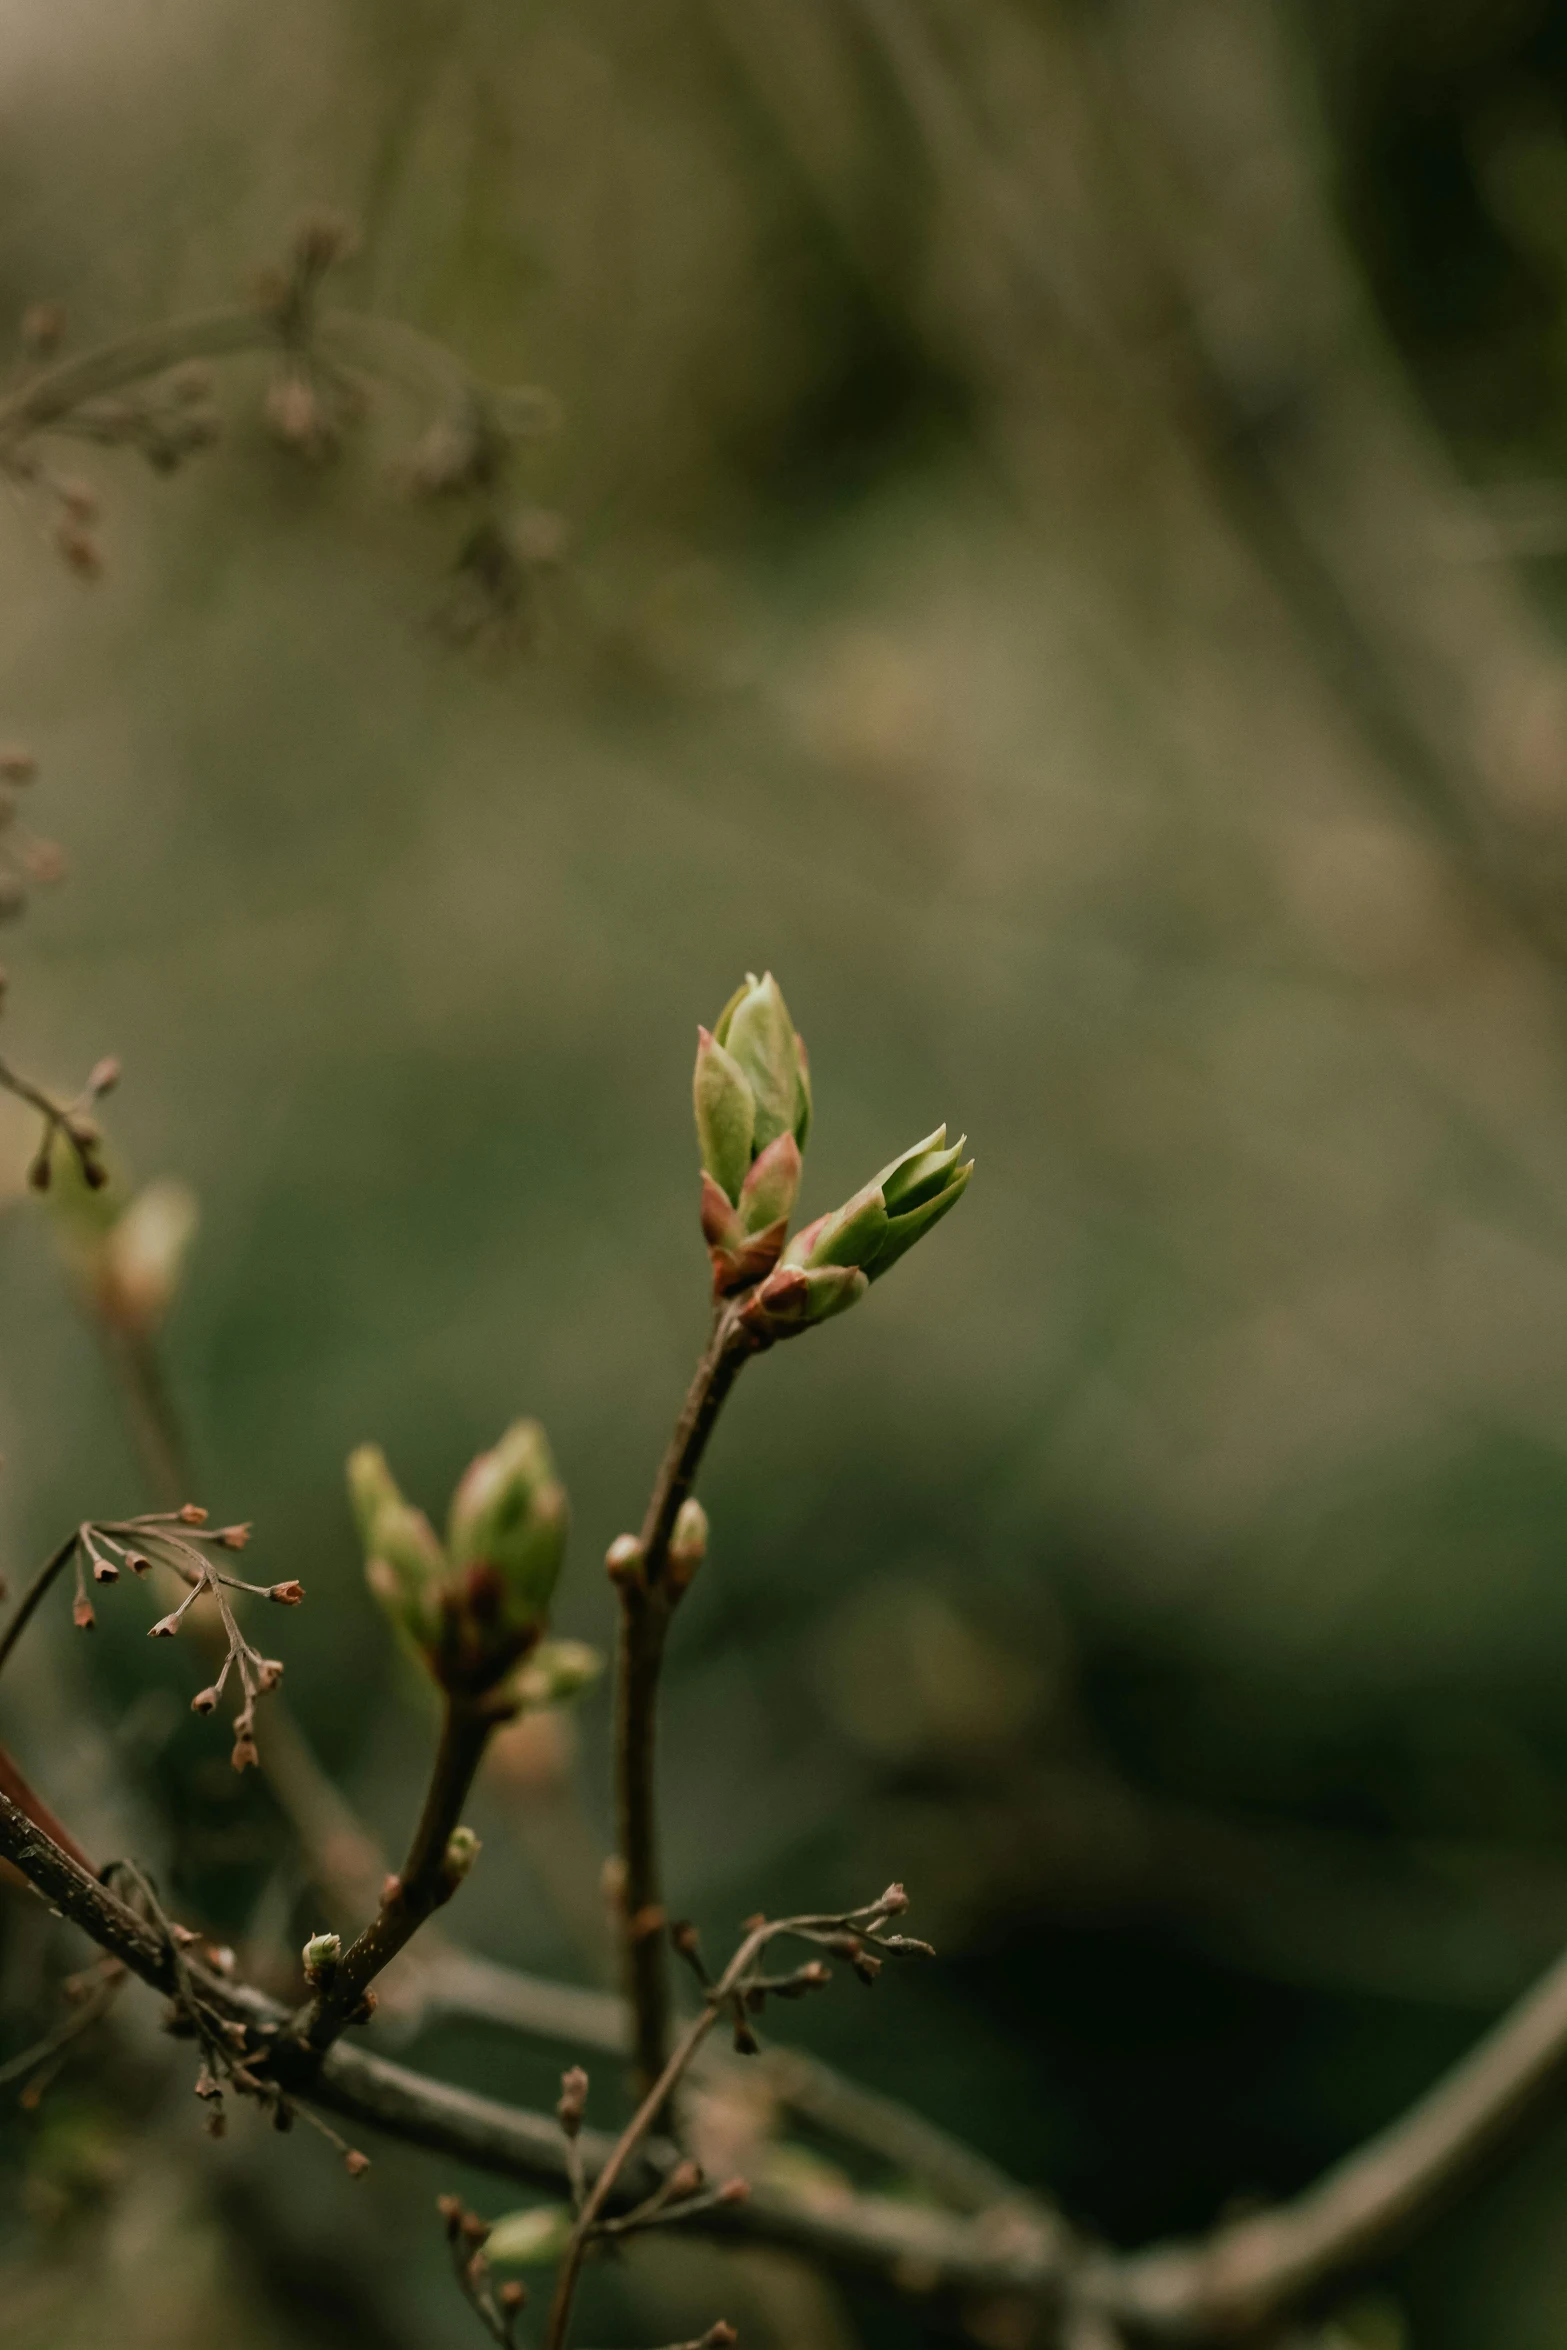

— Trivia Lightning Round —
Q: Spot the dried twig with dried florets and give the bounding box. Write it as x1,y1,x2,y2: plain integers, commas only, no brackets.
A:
438,2195,531,2350
0,1506,301,1770
541,1887,930,2350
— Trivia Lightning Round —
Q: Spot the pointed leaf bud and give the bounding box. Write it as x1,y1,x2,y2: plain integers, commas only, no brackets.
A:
348,1442,447,1656
668,1498,708,1592
447,1418,569,1637
716,972,810,1153
693,1026,755,1204
500,1637,605,1713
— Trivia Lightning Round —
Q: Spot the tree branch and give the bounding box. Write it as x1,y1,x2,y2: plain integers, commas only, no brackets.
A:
617,1303,754,2097
299,1698,493,2051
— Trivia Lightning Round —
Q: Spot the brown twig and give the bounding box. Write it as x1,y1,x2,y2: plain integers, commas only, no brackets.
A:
297,1697,495,2053
616,1301,755,2099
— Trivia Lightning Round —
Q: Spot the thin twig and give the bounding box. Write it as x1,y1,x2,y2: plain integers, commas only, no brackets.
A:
0,1532,80,1684
297,1698,494,2052
618,1302,755,2098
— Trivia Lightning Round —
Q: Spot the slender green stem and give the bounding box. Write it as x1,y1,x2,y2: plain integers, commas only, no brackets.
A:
298,1698,493,2053
617,1305,753,2099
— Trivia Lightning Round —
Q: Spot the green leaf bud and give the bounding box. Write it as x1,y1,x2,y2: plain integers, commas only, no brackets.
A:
448,1418,568,1618
348,1443,448,1653
668,1497,709,1591
442,1825,482,1886
501,1637,605,1713
719,971,807,1153
302,1931,341,1981
782,1129,972,1287
693,1026,755,1205
694,975,809,1289
739,1260,868,1342
486,2204,574,2267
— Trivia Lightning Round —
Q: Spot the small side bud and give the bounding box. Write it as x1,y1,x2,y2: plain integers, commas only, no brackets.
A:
302,1931,341,1983
442,1825,481,1888
605,1532,643,1586
556,2066,589,2137
667,1498,708,1593
268,1579,305,1605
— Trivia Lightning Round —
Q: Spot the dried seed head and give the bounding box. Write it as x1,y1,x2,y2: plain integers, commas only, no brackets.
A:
344,2149,371,2178
217,1523,251,1549
91,1557,118,1584
190,1685,221,1716
257,1657,284,1692
72,1593,95,1631
876,1883,909,1916
268,1579,305,1606
179,1504,209,1525
231,1734,259,1773
148,1613,181,1638
86,1056,121,1096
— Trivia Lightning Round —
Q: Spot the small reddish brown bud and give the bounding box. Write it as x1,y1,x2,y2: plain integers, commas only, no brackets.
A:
190,1686,220,1715
171,1923,200,1948
92,1557,118,1584
257,1658,284,1691
717,2177,750,2206
86,1055,121,1096
148,1614,180,1638
667,2158,704,2200
268,1580,305,1605
437,2192,463,2234
217,1523,251,1550
459,2210,490,2246
231,1735,259,1772
498,2281,526,2313
556,2065,589,2136
206,1946,237,1976
381,1874,403,1907
72,1594,95,1631
344,2149,371,2178
179,1504,209,1525
741,1912,766,1934
877,1883,909,1916
124,1552,151,1575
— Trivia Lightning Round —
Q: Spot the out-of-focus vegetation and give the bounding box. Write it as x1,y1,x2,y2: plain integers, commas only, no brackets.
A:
9,0,1567,2342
